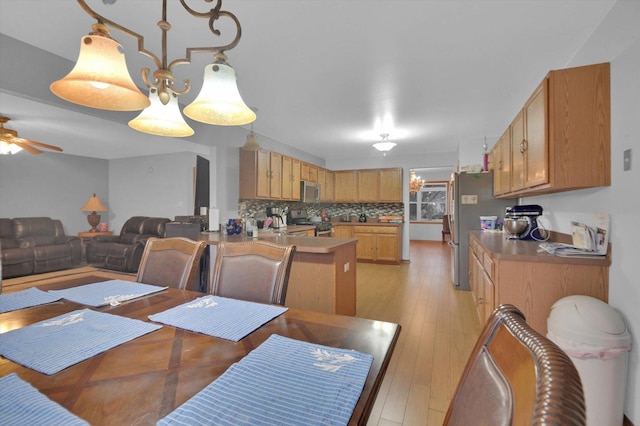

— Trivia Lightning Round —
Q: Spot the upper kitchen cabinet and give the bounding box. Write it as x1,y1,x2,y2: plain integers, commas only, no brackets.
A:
282,156,301,201
239,149,283,200
301,162,318,183
357,169,379,202
494,62,610,197
334,170,358,202
378,168,403,202
492,128,511,196
318,168,334,202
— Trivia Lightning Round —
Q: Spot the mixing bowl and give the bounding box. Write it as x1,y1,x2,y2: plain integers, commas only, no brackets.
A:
503,218,529,237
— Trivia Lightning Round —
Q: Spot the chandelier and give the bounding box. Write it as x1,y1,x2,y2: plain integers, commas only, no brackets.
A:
372,133,396,154
50,0,256,138
410,170,424,194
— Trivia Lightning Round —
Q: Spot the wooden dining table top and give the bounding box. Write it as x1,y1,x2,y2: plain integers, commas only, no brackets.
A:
0,275,400,425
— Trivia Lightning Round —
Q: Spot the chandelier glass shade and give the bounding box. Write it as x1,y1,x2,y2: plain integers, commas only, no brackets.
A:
50,28,151,111
410,170,424,194
50,0,255,136
129,87,194,137
0,141,23,155
183,59,256,126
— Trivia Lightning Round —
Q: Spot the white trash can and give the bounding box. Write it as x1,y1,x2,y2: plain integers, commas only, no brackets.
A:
547,295,631,426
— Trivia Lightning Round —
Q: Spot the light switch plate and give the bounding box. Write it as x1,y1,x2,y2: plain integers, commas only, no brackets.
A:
624,149,632,171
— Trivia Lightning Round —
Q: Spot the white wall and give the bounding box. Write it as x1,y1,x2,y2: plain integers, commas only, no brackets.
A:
0,152,108,235
108,152,200,233
519,2,640,420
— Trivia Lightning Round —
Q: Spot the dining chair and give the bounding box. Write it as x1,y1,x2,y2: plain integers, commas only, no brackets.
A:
444,304,586,426
208,241,296,305
136,237,207,291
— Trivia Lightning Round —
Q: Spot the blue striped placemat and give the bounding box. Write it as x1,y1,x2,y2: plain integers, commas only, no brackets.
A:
0,287,62,313
0,373,89,426
48,280,167,307
0,308,162,375
148,296,287,342
158,334,374,426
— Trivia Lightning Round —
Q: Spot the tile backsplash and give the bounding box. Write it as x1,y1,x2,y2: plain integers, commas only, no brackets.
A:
239,200,403,221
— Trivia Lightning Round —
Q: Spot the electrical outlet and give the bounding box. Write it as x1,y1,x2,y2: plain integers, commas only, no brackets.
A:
344,262,350,272
624,149,632,171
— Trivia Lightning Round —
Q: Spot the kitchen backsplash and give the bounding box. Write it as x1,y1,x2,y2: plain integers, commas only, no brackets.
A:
239,200,404,221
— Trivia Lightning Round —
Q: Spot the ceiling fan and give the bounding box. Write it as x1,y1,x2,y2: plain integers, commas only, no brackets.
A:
0,116,63,155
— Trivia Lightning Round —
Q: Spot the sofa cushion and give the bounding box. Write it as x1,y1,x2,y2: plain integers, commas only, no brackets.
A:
0,218,14,238
13,217,57,243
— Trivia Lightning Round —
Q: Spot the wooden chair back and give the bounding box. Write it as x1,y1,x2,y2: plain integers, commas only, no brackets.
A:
136,237,207,291
208,241,296,306
444,304,586,426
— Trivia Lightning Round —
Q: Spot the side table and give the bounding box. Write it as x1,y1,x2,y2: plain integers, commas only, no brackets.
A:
78,231,113,261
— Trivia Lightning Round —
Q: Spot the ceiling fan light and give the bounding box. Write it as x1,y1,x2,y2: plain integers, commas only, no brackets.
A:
183,62,256,126
128,88,194,137
50,32,150,111
0,141,23,155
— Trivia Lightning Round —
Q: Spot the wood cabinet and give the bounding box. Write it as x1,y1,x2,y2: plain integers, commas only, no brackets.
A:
492,128,511,196
352,225,401,264
239,149,282,199
493,62,610,197
334,170,358,202
281,156,301,201
300,162,318,183
318,168,334,202
469,232,609,335
357,170,379,202
332,225,352,238
378,168,403,202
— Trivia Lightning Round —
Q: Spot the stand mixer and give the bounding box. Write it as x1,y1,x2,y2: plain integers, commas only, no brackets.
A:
504,205,547,241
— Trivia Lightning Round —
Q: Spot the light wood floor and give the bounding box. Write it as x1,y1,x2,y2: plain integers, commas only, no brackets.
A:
360,241,482,426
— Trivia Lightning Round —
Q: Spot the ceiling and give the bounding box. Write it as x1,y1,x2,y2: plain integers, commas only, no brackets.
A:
0,0,618,161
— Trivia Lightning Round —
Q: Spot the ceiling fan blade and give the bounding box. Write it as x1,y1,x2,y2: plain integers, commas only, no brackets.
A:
12,139,43,154
20,138,63,152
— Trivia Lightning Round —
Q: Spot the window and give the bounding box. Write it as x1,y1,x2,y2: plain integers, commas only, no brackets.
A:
409,181,448,222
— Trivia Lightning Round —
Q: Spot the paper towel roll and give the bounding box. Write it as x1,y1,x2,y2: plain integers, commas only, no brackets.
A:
209,208,220,232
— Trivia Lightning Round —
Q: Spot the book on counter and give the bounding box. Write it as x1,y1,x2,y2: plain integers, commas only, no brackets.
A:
538,213,609,258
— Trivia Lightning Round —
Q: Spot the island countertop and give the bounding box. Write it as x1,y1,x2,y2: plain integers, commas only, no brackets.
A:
198,230,357,254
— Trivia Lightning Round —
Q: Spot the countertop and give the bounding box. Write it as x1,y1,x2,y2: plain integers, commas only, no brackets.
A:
198,230,357,254
470,230,611,266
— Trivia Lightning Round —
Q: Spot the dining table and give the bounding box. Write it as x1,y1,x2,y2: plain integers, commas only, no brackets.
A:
0,275,400,425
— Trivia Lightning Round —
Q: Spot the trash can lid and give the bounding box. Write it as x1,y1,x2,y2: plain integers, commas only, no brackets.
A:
547,295,631,348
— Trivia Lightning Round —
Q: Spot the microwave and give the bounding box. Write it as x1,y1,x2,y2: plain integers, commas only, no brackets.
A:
300,181,321,203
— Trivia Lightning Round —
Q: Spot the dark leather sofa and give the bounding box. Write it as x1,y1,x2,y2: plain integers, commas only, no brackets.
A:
86,216,170,273
0,217,82,279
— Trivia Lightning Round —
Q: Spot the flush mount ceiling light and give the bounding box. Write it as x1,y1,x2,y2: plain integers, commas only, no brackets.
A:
0,116,63,155
372,133,396,155
50,0,255,137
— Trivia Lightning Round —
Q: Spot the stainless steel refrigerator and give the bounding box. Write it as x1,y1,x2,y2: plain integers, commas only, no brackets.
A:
447,172,514,290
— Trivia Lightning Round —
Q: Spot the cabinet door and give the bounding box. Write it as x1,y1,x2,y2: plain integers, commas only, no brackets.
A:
325,170,334,202
300,162,310,181
493,129,511,195
357,170,379,202
269,152,283,199
511,110,526,191
308,165,318,183
379,168,402,202
317,168,327,201
332,226,352,238
375,233,399,262
481,271,495,324
523,80,548,188
281,156,293,200
334,171,357,202
256,150,271,198
354,232,375,260
291,158,301,200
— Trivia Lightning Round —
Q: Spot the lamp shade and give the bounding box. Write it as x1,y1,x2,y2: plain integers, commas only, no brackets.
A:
241,131,261,151
129,88,194,137
81,194,108,212
50,32,150,111
0,141,23,155
183,62,256,126
373,141,397,152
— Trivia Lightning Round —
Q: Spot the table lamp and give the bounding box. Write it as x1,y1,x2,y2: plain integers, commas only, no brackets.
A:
81,193,108,232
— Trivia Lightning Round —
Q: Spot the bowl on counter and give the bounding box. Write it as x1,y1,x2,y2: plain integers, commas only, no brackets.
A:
503,218,529,238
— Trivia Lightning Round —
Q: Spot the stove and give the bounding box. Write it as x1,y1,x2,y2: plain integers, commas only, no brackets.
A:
287,209,333,236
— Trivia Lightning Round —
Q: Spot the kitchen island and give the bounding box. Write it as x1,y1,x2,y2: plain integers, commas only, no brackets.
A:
198,230,358,316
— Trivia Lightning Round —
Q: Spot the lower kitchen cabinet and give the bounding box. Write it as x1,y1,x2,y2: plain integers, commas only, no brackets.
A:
352,225,401,264
469,232,609,335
